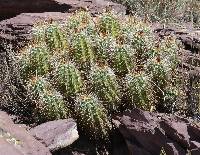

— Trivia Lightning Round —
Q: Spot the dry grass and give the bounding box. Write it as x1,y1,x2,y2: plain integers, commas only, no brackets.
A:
113,0,200,27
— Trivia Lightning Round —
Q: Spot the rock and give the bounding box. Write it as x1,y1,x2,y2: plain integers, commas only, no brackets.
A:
0,111,14,124
153,24,200,53
164,142,186,155
0,138,23,155
0,111,51,155
52,135,97,155
188,124,200,142
160,120,190,148
114,108,200,155
30,119,79,152
114,109,166,155
190,148,200,155
190,141,200,149
53,129,129,155
0,0,125,21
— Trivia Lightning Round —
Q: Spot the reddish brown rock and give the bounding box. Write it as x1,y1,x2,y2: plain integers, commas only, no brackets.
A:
0,111,51,155
160,120,190,148
0,0,125,21
153,24,200,53
190,141,200,149
188,124,200,142
191,148,200,155
164,142,186,155
30,119,79,152
114,108,200,155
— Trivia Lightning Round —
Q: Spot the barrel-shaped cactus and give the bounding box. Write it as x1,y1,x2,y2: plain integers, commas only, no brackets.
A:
38,92,69,121
95,36,117,64
32,23,47,43
145,35,180,112
45,23,68,52
71,33,94,69
111,45,134,76
66,11,94,34
125,73,151,110
19,44,50,79
54,62,82,97
122,20,155,66
75,94,111,140
27,77,70,122
98,12,121,37
90,65,120,111
158,36,179,69
147,59,169,109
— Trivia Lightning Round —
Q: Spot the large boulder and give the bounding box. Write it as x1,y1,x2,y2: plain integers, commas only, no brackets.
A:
0,0,125,21
0,111,51,155
113,108,200,155
30,119,79,152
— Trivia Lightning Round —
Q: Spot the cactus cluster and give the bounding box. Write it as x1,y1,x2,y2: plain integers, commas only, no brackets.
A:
17,11,181,140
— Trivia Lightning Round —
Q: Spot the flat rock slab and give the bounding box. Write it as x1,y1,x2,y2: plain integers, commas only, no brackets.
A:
30,119,79,152
153,24,200,53
0,111,51,155
0,0,125,21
